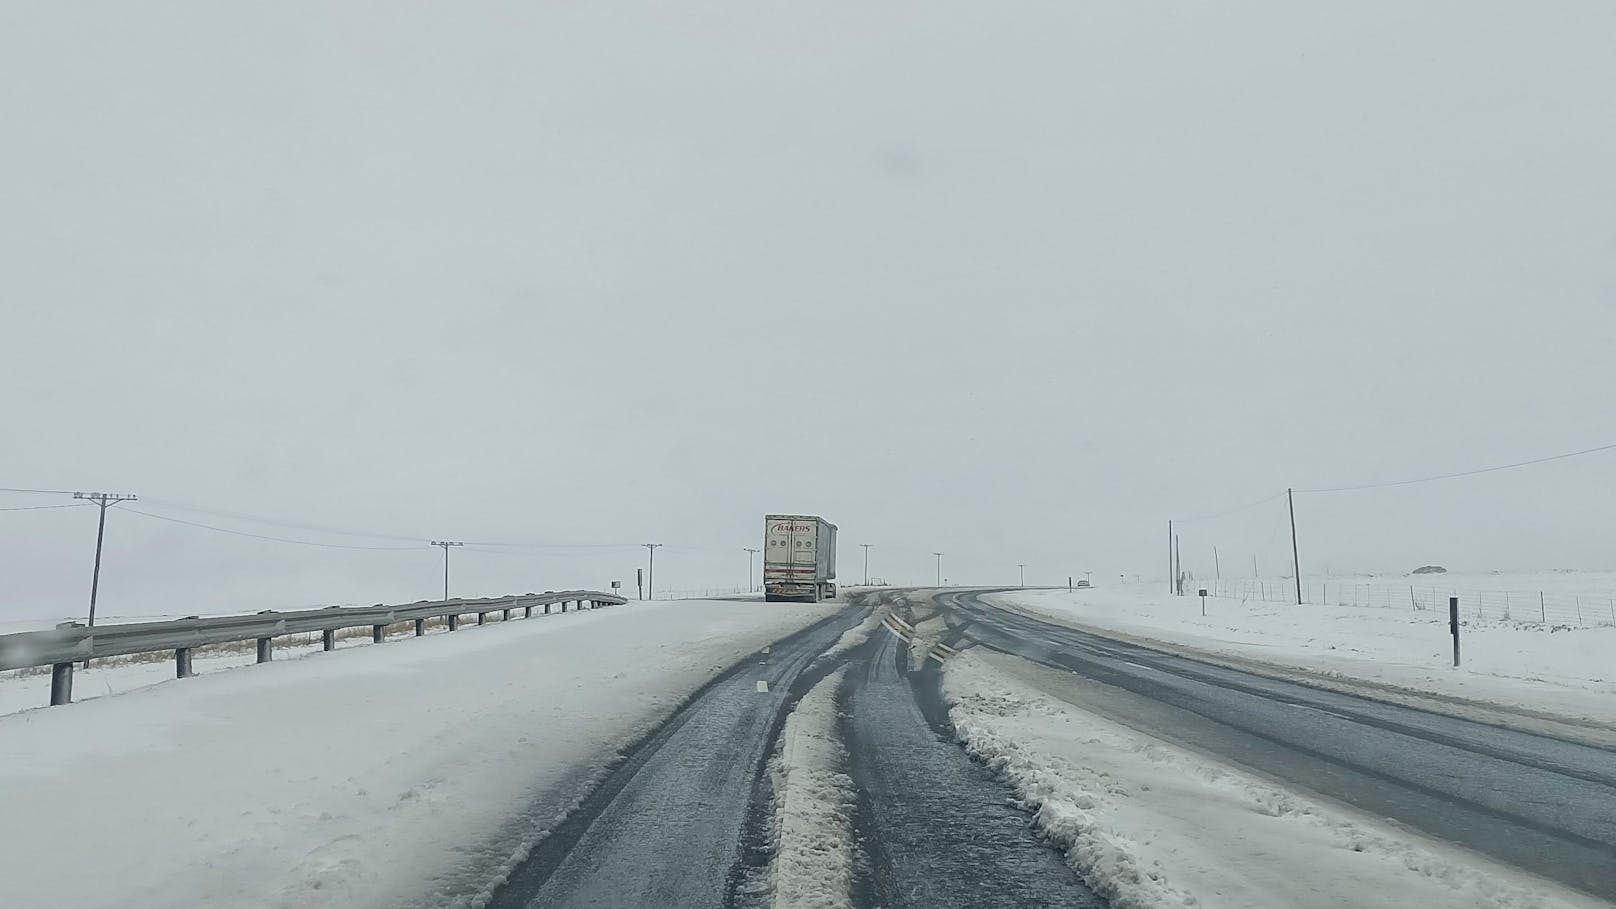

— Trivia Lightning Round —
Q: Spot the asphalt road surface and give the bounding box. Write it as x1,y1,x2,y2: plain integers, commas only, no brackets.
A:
840,624,1101,907
488,608,859,909
937,589,1616,901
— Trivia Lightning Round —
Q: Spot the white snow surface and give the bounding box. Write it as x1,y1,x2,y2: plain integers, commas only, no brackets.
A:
769,665,854,909
0,598,840,909
943,650,1607,909
991,582,1616,731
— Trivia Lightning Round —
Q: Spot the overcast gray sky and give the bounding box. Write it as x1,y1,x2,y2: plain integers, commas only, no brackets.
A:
4,2,1615,621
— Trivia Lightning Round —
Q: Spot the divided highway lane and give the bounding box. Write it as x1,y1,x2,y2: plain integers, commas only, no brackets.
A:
939,591,1616,901
840,623,1101,908
488,606,863,909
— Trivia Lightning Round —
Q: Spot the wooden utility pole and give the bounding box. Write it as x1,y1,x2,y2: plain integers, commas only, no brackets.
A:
644,543,663,600
1168,520,1174,594
431,540,463,599
1287,488,1302,605
73,492,137,628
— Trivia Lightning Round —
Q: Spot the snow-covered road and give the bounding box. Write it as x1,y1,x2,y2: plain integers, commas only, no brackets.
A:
12,588,1610,909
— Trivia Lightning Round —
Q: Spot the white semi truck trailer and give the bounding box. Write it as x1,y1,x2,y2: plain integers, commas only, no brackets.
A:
763,514,838,602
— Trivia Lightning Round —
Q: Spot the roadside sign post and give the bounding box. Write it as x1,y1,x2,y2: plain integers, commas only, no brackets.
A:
1449,596,1461,667
1199,588,1208,617
611,580,622,600
636,569,644,601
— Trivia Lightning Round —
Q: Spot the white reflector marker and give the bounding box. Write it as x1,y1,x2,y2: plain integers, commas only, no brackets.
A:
756,680,769,693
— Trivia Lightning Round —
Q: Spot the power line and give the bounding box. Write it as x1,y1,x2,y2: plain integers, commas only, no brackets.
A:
141,498,639,550
1176,490,1287,523
124,508,421,551
0,486,78,495
140,497,426,543
1298,439,1616,494
461,540,644,551
0,503,89,512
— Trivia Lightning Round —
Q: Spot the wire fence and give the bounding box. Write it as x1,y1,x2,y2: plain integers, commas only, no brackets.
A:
1205,577,1616,627
645,585,753,600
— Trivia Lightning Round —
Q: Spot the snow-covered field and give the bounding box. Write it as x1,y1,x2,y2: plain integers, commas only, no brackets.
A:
990,580,1616,729
0,598,841,909
943,650,1607,909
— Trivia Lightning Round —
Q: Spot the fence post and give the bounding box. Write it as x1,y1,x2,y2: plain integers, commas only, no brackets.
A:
322,629,335,651
256,637,273,663
1449,597,1461,667
1410,586,1416,611
176,647,193,678
1539,592,1546,624
1575,596,1583,623
372,624,385,644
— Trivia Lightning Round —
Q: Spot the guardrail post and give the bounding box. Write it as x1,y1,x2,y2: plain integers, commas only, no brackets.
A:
322,629,335,651
477,612,487,626
544,603,551,615
50,661,74,706
415,618,426,636
257,637,273,663
372,624,385,644
449,613,460,631
503,608,511,621
562,601,569,613
176,647,194,678
525,605,533,618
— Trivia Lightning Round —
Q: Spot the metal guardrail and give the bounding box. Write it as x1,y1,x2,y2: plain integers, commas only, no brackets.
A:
0,590,628,707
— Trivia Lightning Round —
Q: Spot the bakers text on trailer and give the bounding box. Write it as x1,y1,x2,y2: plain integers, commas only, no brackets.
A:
763,514,838,602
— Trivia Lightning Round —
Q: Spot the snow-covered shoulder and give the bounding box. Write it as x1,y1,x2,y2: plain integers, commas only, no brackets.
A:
0,598,840,909
941,649,1607,909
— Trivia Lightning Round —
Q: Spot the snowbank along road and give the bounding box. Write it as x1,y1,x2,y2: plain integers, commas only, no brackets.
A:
937,589,1616,903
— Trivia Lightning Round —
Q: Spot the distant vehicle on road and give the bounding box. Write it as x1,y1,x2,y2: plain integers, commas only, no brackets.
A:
1076,579,1092,588
763,514,837,602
